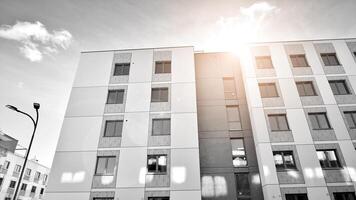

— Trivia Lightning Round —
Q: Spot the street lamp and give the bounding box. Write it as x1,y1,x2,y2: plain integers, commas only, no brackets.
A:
6,103,40,200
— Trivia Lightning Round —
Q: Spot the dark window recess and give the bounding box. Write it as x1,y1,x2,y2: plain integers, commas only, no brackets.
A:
273,151,297,170
104,120,123,137
40,188,44,194
0,178,3,186
296,81,317,96
107,90,125,104
329,80,351,95
255,56,273,69
147,155,167,173
235,173,251,198
95,156,116,175
35,171,41,179
317,150,342,169
152,118,171,135
308,112,331,130
286,194,309,200
21,183,27,191
113,63,130,76
333,192,356,200
3,161,10,169
259,83,278,98
321,53,340,66
344,111,356,129
93,198,114,200
9,180,16,188
14,164,21,173
25,168,31,176
31,186,36,193
148,197,170,200
155,61,171,74
268,114,290,131
290,54,309,67
151,88,169,102
354,52,356,57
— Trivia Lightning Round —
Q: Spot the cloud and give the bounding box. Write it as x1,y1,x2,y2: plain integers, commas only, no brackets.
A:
240,2,278,22
0,21,73,62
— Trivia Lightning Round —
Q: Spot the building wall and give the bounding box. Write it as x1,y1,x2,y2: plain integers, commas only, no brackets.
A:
240,39,356,200
195,52,263,200
45,47,201,200
0,152,50,199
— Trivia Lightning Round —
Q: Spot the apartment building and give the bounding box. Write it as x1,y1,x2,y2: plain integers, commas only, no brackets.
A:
45,38,356,200
0,132,50,200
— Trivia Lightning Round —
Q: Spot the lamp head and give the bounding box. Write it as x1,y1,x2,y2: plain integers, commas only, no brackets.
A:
5,105,18,112
33,103,40,110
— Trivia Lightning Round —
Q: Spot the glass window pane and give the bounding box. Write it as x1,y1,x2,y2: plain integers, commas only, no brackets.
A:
163,61,171,73
277,115,289,130
304,82,315,96
328,55,339,65
321,54,330,66
157,156,167,172
309,114,319,129
107,91,117,104
267,84,277,97
161,88,169,102
105,121,116,137
336,81,348,95
345,112,355,128
317,114,330,129
114,121,123,137
236,173,250,196
223,78,237,99
147,156,157,172
296,83,305,96
96,157,106,174
269,116,279,131
106,157,116,174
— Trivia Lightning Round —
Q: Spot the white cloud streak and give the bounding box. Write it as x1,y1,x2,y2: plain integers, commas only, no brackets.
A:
0,21,73,62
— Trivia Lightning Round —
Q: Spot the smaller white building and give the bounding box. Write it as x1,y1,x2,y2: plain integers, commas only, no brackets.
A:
0,132,50,200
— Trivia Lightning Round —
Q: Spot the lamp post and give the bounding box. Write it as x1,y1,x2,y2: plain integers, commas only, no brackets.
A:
6,103,40,200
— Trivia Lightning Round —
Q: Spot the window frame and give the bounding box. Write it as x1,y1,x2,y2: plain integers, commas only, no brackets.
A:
25,168,31,176
35,171,41,180
321,53,340,66
9,180,16,188
344,111,356,129
316,149,342,169
147,154,168,174
255,56,274,69
308,112,332,130
273,151,297,170
285,193,309,200
155,61,171,74
231,138,248,168
235,173,251,198
329,80,351,95
21,183,27,191
296,81,317,96
223,77,237,99
93,198,114,200
113,63,130,76
151,87,169,102
95,156,116,176
31,186,36,193
259,83,279,98
103,120,123,137
3,161,10,169
14,164,21,173
333,192,356,200
268,114,290,131
152,118,171,136
106,89,125,104
290,54,309,68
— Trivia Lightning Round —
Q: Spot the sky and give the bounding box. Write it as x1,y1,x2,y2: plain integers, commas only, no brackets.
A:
0,0,355,167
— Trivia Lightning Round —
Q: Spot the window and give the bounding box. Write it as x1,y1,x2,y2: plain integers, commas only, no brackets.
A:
21,183,27,191
308,112,331,130
235,173,250,199
148,198,169,200
259,83,278,98
151,88,169,102
231,139,247,167
3,161,10,169
268,114,290,131
285,194,309,200
9,180,16,188
14,164,21,173
40,188,44,195
316,150,341,169
0,177,3,186
155,61,171,74
104,120,123,137
147,155,167,173
290,54,309,67
43,174,48,183
31,186,36,193
273,151,296,170
354,52,356,57
223,77,237,99
25,168,31,176
296,81,316,96
93,198,114,200
113,63,130,76
35,171,41,180
344,111,356,129
95,156,116,175
333,192,356,200
152,118,171,135
5,198,10,200
321,53,340,66
329,80,350,95
255,56,273,69
106,90,125,104
226,106,242,130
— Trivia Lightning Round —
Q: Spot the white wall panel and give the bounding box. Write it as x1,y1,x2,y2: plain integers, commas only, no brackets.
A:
287,109,313,144
56,117,102,151
116,188,145,200
339,141,356,182
171,113,198,148
121,112,149,147
326,105,351,140
250,108,270,143
262,184,282,200
245,78,263,107
256,143,279,185
348,75,356,94
333,40,356,75
46,151,96,192
171,82,197,113
171,190,201,200
65,87,107,117
171,148,201,190
270,44,293,78
307,187,331,200
315,75,337,105
125,83,151,112
44,192,90,200
129,49,153,82
303,42,325,75
279,79,302,108
172,47,195,83
117,148,147,188
73,52,113,87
